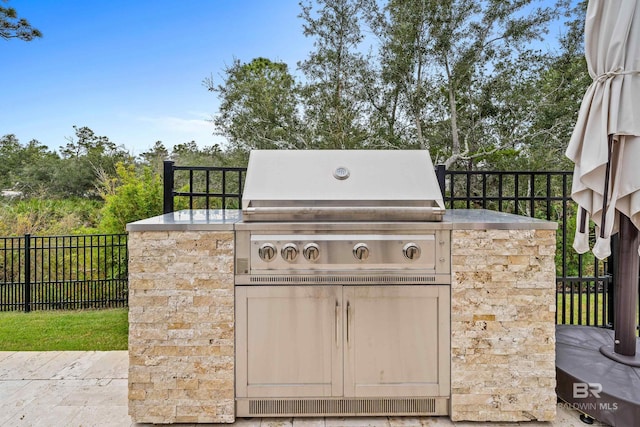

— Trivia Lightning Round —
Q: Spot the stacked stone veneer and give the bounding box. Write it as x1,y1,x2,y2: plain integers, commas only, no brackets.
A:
128,230,235,424
450,228,557,422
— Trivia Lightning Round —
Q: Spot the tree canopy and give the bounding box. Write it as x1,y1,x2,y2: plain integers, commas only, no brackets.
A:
205,57,303,151
209,0,586,171
1,1,42,41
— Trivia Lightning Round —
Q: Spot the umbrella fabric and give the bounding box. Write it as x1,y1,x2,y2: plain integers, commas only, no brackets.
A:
566,0,640,259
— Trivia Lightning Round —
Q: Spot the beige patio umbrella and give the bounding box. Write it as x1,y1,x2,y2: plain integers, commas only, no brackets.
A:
566,0,640,357
568,0,640,258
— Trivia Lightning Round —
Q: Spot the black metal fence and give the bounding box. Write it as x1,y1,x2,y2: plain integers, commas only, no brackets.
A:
6,161,627,320
0,233,128,312
163,161,244,213
163,160,640,329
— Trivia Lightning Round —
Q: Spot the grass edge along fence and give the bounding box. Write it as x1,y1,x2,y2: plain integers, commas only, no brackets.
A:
0,233,128,312
163,160,640,330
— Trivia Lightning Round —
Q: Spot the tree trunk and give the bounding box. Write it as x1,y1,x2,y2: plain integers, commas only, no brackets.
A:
446,60,461,157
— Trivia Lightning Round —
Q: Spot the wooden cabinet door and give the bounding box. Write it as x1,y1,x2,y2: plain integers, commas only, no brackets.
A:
343,286,450,398
236,286,343,398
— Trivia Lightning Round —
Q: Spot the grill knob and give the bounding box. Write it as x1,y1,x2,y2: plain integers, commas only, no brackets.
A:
258,243,277,262
403,242,421,260
353,243,369,261
303,243,320,261
281,243,299,262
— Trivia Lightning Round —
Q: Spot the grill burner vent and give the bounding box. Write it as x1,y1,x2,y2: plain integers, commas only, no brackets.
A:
247,274,437,284
247,398,440,416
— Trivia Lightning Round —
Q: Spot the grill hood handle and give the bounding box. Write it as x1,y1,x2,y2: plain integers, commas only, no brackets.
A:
243,206,445,221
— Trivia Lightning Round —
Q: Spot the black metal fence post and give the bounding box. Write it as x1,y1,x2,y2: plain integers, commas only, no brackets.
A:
436,164,446,197
23,233,31,313
163,160,175,214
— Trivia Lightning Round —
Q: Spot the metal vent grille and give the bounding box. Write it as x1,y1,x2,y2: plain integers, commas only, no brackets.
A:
248,398,437,416
249,275,437,284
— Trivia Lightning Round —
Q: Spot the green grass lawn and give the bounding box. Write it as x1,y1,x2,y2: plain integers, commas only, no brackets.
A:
557,292,608,326
557,293,640,337
0,308,128,351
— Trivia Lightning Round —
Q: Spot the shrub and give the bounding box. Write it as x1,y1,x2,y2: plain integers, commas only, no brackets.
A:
97,163,163,234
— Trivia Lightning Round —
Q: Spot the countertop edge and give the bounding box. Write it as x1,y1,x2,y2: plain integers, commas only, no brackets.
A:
446,209,558,230
127,223,237,232
126,209,242,232
126,209,558,232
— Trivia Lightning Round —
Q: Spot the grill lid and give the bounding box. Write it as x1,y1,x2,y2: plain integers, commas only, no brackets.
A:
241,150,445,222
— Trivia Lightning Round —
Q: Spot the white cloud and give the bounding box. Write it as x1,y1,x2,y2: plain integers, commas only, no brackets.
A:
136,113,214,134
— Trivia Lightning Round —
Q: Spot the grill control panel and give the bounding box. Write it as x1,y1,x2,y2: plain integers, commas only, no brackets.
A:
235,225,452,285
245,233,448,272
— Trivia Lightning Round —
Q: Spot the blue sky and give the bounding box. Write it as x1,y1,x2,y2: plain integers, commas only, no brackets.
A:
3,1,574,157
2,0,313,156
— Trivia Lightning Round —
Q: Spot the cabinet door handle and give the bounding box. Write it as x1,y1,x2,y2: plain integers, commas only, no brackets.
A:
346,301,351,345
335,300,340,348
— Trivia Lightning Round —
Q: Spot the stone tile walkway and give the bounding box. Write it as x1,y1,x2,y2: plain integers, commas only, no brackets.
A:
0,351,607,426
0,351,128,426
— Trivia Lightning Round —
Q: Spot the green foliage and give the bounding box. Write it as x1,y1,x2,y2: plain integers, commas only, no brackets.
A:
298,0,370,149
138,141,170,174
518,0,589,171
0,2,42,41
370,0,567,167
1,127,134,199
0,134,59,194
1,130,249,237
0,198,102,236
206,57,303,151
206,0,583,170
0,134,21,188
0,309,128,351
56,126,133,198
97,163,163,234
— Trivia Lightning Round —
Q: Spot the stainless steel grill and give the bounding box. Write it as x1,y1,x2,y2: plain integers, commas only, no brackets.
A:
241,150,445,222
234,149,451,418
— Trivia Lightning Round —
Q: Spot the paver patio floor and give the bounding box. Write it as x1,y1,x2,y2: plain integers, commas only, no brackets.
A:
0,351,607,426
